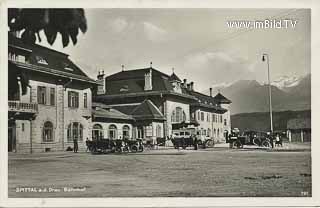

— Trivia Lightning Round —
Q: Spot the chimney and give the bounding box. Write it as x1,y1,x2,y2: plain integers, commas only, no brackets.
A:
187,83,191,91
209,87,212,97
96,70,106,95
183,79,187,88
144,68,153,91
97,70,105,80
190,82,194,91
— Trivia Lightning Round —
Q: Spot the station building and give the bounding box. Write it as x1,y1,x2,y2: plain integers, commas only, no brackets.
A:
93,66,232,143
8,33,232,153
8,33,96,153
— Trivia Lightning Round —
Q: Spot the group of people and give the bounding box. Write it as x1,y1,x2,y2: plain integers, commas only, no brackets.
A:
268,133,283,148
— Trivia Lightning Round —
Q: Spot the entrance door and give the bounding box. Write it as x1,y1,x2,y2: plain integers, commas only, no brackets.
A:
8,123,16,152
137,127,144,139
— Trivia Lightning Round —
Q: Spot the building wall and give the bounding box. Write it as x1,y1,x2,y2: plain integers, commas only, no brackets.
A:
15,80,92,153
64,88,92,150
194,109,225,142
92,122,133,140
165,99,190,137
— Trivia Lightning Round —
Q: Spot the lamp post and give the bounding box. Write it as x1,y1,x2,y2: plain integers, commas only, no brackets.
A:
262,53,273,133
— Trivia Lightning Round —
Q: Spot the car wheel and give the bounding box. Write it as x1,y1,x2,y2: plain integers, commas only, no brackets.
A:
262,140,271,148
131,145,138,153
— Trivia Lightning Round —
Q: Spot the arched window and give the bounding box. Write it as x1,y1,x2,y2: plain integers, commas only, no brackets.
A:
171,107,186,123
92,124,103,140
156,125,162,138
122,125,130,139
43,121,53,142
67,122,83,142
109,125,117,139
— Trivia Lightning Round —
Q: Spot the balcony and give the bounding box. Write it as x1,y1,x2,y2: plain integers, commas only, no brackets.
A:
8,101,38,114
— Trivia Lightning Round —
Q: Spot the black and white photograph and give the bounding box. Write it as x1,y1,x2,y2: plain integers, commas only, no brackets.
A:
1,0,319,207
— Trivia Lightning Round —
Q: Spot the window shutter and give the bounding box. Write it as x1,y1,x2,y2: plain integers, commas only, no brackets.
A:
68,91,71,107
37,86,40,103
76,92,79,108
44,87,47,105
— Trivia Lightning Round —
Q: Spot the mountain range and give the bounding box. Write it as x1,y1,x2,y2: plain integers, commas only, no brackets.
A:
207,74,311,115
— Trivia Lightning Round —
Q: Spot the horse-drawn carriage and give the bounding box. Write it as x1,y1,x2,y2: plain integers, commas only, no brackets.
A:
86,138,144,154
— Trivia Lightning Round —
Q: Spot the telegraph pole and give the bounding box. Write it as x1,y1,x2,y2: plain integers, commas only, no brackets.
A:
262,53,273,133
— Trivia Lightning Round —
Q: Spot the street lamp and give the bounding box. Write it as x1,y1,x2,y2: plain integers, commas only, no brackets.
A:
262,53,273,133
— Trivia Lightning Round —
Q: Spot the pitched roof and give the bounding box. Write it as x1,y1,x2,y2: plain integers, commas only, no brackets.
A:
8,34,96,84
213,92,232,104
130,99,165,120
105,67,175,95
169,72,182,82
188,90,217,105
111,104,140,115
287,118,311,130
92,105,134,121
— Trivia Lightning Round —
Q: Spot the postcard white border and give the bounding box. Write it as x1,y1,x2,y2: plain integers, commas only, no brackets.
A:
0,0,319,207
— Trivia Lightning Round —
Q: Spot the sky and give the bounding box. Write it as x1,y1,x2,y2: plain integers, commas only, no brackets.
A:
37,8,310,92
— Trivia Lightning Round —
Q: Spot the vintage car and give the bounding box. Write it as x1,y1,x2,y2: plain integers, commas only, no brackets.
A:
171,128,214,149
227,129,272,148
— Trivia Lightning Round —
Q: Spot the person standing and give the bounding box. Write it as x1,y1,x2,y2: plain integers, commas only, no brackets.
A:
193,134,198,150
73,137,78,153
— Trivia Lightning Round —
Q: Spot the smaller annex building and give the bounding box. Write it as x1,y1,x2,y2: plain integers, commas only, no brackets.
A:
287,117,311,142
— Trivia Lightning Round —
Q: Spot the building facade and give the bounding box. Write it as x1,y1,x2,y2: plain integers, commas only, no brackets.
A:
287,117,311,142
93,66,232,143
8,34,232,153
8,33,96,153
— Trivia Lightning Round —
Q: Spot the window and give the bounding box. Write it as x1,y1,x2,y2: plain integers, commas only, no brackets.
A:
137,127,144,139
67,122,83,142
22,123,24,132
207,128,211,137
212,114,215,123
63,62,74,71
201,112,204,121
191,112,195,120
224,119,227,126
123,125,130,139
9,52,25,62
68,91,79,108
83,93,88,108
217,129,220,137
171,107,186,123
92,124,103,140
37,86,46,104
120,85,129,92
197,111,200,121
43,121,54,142
50,88,55,106
207,113,210,122
35,55,48,65
220,115,223,123
109,125,117,139
214,129,216,137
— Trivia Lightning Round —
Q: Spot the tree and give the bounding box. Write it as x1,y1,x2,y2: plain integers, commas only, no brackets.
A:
8,9,87,47
8,9,88,97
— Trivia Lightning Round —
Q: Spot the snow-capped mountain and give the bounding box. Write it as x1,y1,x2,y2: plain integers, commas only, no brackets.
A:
270,75,302,91
205,74,311,114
